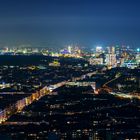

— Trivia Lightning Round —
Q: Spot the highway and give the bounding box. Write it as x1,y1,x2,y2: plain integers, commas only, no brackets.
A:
110,92,140,100
103,75,121,88
102,75,140,100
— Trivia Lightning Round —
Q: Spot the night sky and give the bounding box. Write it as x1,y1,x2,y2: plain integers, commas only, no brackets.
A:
0,0,140,48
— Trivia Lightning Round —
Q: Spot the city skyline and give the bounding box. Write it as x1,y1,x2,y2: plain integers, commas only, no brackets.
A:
0,1,140,139
0,0,140,47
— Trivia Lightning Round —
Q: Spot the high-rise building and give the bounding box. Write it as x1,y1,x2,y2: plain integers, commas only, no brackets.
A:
107,46,115,54
106,47,117,68
68,46,72,54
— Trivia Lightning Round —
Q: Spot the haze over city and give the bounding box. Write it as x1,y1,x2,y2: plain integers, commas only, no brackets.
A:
0,0,140,140
0,0,140,48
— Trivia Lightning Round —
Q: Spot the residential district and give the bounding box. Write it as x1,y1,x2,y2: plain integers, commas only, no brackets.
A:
0,45,139,140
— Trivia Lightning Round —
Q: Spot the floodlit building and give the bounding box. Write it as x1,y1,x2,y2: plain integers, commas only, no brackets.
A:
89,58,103,65
106,47,117,68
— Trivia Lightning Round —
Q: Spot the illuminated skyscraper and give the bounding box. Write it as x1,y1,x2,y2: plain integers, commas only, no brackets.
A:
106,46,117,68
68,46,72,54
107,46,115,54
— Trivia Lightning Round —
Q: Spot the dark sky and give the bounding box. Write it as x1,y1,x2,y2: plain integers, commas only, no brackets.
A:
0,0,140,48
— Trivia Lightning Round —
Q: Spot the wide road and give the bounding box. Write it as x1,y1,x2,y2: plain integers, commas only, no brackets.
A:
102,75,140,100
0,71,97,124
